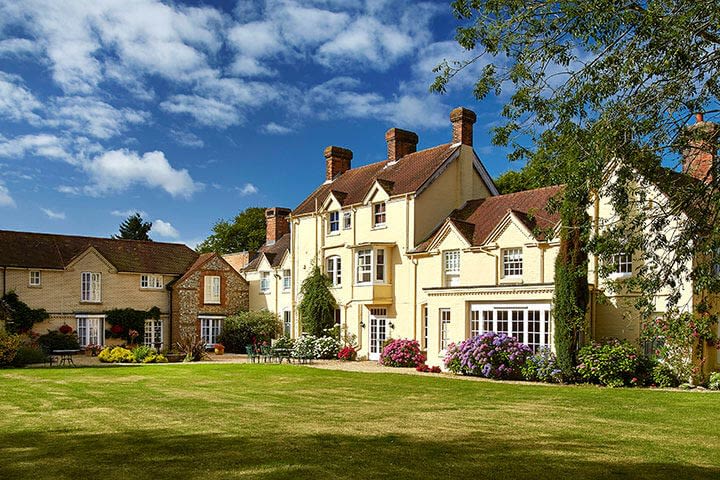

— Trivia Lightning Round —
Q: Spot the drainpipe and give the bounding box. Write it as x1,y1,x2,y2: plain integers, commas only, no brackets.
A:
2,267,6,296
168,284,173,347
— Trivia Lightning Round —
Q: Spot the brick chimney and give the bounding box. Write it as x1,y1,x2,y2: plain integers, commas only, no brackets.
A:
324,146,353,181
450,107,477,146
683,113,718,183
265,207,291,245
385,128,419,162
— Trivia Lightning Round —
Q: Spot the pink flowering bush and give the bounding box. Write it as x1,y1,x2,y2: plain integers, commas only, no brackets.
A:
380,339,425,367
444,332,531,379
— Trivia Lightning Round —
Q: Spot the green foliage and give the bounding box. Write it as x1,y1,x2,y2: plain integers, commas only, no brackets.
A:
576,339,645,387
132,345,154,363
11,346,49,366
142,353,168,363
105,307,160,344
436,0,720,319
0,331,21,366
2,292,49,334
98,346,135,363
175,333,208,362
521,348,562,383
298,265,337,336
197,207,267,254
708,372,720,390
37,330,80,353
273,336,294,351
641,309,718,384
315,336,341,359
217,310,282,353
652,363,680,388
113,212,152,240
291,335,318,359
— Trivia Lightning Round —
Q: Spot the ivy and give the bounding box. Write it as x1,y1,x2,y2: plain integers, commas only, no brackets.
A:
1,292,49,334
105,306,160,344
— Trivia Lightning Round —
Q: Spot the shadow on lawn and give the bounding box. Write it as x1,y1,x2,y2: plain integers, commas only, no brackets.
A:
0,429,716,480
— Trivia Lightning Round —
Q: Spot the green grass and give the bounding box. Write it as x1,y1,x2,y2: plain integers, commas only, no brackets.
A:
0,364,719,479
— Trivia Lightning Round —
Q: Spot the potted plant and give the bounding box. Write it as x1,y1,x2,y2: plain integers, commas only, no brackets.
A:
214,343,225,355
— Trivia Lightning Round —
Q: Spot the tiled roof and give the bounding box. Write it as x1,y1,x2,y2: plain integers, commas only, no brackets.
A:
0,230,199,274
174,252,215,284
414,185,564,252
242,233,290,271
292,143,459,215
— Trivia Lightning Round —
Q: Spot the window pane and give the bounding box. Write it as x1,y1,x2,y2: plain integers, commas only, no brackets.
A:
375,249,385,282
503,249,523,277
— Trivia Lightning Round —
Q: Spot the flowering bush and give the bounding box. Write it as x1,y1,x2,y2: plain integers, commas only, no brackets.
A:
292,335,318,359
132,345,153,363
444,332,531,379
379,339,425,367
576,338,644,387
521,348,563,383
0,331,21,366
652,362,679,388
338,345,357,361
416,364,442,373
58,323,73,334
98,346,135,363
708,372,720,390
142,352,168,363
315,336,341,359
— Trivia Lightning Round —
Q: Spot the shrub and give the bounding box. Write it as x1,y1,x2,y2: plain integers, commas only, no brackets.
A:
521,348,563,383
292,335,318,359
273,336,294,351
142,353,168,363
298,265,337,336
652,362,680,388
217,310,283,353
132,345,153,363
38,330,80,353
380,339,425,368
444,332,532,379
2,292,49,334
98,346,135,363
430,366,442,373
338,345,357,361
315,336,341,359
576,338,644,387
0,331,22,366
12,346,49,366
176,333,208,362
416,364,429,372
708,372,720,390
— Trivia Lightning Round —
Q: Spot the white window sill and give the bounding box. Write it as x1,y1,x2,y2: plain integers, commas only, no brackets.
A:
500,276,523,283
80,300,102,304
140,287,164,290
371,224,387,230
327,231,340,236
204,301,221,304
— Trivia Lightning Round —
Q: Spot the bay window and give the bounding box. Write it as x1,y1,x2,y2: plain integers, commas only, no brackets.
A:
355,247,388,285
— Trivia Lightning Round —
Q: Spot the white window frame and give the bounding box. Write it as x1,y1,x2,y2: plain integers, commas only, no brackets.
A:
327,255,342,287
343,211,352,230
328,211,340,234
140,274,163,289
422,304,429,350
502,248,523,278
81,272,102,302
282,269,291,291
354,247,388,285
443,250,460,287
200,316,224,346
76,315,105,347
259,271,271,293
283,310,292,337
440,309,451,351
611,253,633,278
375,249,386,282
372,202,386,228
204,275,221,304
144,319,163,348
471,304,551,353
29,270,41,287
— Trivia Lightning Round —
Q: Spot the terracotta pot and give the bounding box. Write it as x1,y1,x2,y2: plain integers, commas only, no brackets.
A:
214,348,224,355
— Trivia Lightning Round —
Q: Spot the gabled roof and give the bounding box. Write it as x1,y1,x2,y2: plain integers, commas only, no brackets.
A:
292,143,460,215
242,233,290,271
0,230,198,274
413,185,564,252
174,252,245,286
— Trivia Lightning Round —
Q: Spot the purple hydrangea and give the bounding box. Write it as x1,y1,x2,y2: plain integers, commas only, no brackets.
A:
444,332,532,379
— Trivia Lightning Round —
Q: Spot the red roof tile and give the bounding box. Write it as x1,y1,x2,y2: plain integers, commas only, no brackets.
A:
242,233,290,271
0,230,198,274
292,143,459,215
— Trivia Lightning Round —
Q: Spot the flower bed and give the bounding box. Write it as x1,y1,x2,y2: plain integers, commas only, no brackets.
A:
379,339,425,367
444,332,531,379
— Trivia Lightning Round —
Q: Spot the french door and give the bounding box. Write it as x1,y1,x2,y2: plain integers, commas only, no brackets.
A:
368,308,388,361
470,304,551,352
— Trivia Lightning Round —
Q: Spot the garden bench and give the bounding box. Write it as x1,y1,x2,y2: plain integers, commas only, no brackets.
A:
246,345,259,363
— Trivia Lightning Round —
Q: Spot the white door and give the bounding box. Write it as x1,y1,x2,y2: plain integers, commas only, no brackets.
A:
368,308,388,361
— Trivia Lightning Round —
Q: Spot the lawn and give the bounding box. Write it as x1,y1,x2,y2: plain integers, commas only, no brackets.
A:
0,364,718,479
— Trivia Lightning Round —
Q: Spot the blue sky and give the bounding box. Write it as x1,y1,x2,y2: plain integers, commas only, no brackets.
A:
0,0,514,247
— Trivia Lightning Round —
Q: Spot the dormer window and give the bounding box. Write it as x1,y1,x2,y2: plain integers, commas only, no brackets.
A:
328,211,340,234
443,250,460,287
502,248,523,278
373,202,386,227
343,211,352,230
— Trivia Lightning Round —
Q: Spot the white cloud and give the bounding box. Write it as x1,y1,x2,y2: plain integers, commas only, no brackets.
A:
0,182,15,207
0,38,41,57
152,219,180,239
46,97,149,139
160,94,242,128
41,207,65,219
83,149,201,198
170,130,204,148
237,183,259,196
0,134,73,162
111,209,148,218
261,122,293,135
56,185,81,195
0,72,42,123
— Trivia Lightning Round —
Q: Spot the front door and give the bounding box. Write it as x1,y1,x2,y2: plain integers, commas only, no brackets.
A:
368,308,387,361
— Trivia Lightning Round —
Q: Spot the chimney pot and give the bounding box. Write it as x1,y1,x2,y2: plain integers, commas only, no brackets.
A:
696,112,704,123
385,128,419,162
450,107,477,146
265,207,291,245
324,146,353,181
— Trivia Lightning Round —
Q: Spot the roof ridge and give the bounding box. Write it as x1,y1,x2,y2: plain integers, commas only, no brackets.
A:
490,184,564,200
0,229,192,248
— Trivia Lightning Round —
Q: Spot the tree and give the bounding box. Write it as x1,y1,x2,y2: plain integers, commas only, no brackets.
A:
434,1,720,366
114,213,152,240
298,265,337,337
197,207,267,254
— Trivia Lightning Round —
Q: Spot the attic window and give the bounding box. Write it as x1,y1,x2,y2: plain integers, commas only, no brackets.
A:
328,211,340,234
502,249,523,278
373,202,386,227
